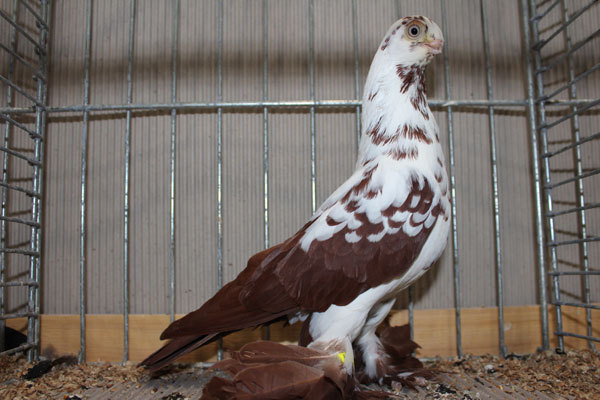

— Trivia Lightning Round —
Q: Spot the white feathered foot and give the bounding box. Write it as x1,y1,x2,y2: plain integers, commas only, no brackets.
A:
354,319,433,387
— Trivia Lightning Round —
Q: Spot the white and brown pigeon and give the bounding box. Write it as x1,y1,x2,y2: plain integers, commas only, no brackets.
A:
141,15,450,387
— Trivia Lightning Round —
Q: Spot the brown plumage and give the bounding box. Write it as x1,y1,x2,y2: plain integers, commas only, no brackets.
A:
141,245,298,369
201,341,395,400
141,175,439,370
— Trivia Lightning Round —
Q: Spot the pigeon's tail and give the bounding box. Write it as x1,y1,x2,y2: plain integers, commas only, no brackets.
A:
139,333,217,371
140,244,301,371
139,285,295,371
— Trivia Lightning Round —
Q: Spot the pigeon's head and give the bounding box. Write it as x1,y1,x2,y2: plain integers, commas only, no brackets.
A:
380,16,444,66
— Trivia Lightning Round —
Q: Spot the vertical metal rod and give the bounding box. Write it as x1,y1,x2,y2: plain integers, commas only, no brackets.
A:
351,0,361,148
560,0,594,351
480,0,506,357
20,0,48,30
0,0,19,355
216,0,224,360
441,0,462,358
30,0,51,362
122,0,135,364
79,0,93,364
527,0,558,351
262,0,270,341
169,0,180,325
520,0,549,351
308,0,316,214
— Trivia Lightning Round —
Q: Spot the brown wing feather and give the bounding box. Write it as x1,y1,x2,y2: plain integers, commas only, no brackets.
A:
160,244,299,340
140,333,217,371
245,175,442,312
142,176,442,369
203,360,344,400
141,245,301,370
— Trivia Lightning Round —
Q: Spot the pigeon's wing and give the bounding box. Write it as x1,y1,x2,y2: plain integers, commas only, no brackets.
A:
144,160,447,369
141,245,300,370
241,160,449,312
158,244,298,340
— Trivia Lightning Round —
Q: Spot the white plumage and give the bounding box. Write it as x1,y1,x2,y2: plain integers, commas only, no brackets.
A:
298,15,450,379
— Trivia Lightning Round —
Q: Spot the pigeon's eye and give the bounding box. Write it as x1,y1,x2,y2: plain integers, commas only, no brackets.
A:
407,24,421,38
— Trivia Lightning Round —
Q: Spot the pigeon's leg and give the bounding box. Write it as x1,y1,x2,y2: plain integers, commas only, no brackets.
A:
355,298,396,381
308,306,369,345
306,296,379,369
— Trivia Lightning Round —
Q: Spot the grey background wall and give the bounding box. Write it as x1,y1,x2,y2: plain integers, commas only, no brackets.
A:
2,0,598,316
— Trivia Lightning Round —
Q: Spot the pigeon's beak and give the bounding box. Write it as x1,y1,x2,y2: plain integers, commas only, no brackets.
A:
424,36,444,54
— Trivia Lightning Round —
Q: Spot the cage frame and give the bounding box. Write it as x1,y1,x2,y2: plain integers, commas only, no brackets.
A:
0,0,598,362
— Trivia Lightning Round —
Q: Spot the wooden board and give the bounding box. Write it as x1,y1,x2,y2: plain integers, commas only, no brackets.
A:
5,305,599,362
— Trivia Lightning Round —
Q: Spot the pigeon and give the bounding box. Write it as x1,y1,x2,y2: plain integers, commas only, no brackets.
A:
141,15,449,385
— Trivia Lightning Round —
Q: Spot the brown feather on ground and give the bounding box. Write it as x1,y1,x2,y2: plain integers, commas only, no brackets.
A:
202,341,396,399
202,360,346,400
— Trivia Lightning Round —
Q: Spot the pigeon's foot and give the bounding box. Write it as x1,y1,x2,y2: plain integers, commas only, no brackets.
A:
354,322,433,387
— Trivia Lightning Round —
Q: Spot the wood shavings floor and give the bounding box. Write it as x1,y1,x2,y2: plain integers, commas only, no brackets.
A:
1,349,598,399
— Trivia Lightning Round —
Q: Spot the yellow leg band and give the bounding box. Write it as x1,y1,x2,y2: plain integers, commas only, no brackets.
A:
337,352,346,363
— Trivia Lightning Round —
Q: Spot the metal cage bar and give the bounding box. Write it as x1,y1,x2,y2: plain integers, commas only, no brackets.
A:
308,0,317,215
121,0,136,364
0,0,18,357
30,0,49,361
440,0,463,358
352,0,360,148
529,0,600,351
3,98,595,116
0,0,49,360
480,0,506,357
262,0,270,341
216,0,224,361
78,0,93,363
169,0,180,328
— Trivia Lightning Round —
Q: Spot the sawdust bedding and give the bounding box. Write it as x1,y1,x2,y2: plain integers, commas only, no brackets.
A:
1,349,598,399
430,349,600,399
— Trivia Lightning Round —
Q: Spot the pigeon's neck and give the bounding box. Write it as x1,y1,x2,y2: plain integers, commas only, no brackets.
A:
357,60,436,168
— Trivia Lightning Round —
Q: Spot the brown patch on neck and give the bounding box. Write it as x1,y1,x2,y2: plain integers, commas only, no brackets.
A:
411,92,429,120
396,65,424,94
387,147,419,161
397,125,432,144
366,117,383,139
367,117,396,146
381,36,390,51
397,65,429,120
372,133,397,146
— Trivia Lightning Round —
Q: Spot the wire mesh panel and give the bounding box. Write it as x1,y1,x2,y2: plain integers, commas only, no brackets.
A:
0,0,49,360
529,0,600,350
